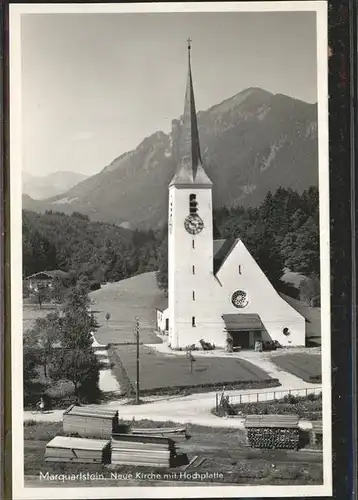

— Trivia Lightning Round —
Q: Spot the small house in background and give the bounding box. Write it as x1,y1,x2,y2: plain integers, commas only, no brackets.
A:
24,270,68,292
155,296,169,335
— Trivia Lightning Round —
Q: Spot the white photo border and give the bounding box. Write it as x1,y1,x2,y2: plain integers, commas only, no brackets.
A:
10,2,330,498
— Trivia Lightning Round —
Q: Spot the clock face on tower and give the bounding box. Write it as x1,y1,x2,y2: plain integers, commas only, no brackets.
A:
184,214,204,235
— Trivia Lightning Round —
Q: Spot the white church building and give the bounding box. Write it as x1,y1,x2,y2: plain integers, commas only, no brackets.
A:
157,43,306,350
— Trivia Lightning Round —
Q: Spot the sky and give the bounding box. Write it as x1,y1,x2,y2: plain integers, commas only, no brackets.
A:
21,11,318,177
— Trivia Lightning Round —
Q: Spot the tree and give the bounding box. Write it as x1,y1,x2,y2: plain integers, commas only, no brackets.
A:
281,215,320,276
24,312,62,379
156,232,168,293
105,312,110,327
243,223,285,286
23,340,40,404
49,274,68,304
299,274,320,306
52,347,100,398
49,280,101,401
30,283,51,309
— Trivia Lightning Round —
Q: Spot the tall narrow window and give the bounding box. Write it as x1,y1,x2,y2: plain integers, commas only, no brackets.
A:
192,291,195,301
192,265,195,274
192,316,196,327
189,194,198,214
192,239,195,249
239,265,242,275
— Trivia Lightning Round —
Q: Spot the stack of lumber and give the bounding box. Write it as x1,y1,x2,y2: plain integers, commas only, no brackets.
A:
45,436,111,464
131,426,189,441
63,405,119,438
311,421,323,434
111,433,176,468
245,414,299,450
310,421,323,446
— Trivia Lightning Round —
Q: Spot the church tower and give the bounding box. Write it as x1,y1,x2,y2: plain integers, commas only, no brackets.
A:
168,40,214,349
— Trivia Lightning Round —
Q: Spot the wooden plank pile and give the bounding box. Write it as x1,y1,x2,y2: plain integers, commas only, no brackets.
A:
309,421,323,446
111,433,177,468
45,436,111,464
131,426,189,441
63,405,119,439
245,414,299,450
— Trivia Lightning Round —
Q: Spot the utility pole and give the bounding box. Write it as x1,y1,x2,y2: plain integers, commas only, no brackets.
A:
135,317,140,404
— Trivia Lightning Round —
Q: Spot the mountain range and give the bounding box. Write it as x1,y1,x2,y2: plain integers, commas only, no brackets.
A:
22,171,88,200
22,87,318,229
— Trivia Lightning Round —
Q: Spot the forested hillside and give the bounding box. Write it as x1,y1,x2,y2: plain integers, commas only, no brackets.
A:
23,210,160,282
215,186,320,277
23,186,320,300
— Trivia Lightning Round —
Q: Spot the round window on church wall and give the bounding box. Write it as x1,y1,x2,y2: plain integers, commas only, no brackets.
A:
283,327,290,336
231,290,249,308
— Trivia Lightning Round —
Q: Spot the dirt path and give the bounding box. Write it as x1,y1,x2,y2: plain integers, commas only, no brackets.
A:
24,380,319,428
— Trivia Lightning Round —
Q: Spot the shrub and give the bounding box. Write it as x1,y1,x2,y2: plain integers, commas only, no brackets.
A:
283,394,299,404
140,379,280,397
46,379,74,399
307,392,320,401
24,420,37,427
224,393,323,419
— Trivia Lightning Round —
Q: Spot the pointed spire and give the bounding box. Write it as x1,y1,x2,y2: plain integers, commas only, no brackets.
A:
170,40,212,187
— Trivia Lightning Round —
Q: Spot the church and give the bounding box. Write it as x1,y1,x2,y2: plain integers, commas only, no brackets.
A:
157,42,306,350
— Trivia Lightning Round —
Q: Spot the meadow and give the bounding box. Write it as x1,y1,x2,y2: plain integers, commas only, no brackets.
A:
270,353,321,383
112,344,278,395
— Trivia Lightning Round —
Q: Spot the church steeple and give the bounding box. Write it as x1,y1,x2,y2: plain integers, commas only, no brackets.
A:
170,40,212,187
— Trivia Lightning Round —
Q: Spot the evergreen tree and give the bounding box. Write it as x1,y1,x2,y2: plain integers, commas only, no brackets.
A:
156,232,168,293
49,280,101,401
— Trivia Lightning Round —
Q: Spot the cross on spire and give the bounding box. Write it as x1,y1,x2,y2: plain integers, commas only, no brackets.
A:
187,37,192,51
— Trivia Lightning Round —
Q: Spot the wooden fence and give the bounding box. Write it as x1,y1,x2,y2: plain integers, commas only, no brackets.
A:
215,386,322,412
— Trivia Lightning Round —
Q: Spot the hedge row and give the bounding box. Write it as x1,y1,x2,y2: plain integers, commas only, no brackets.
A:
215,394,323,420
107,345,134,396
130,378,281,397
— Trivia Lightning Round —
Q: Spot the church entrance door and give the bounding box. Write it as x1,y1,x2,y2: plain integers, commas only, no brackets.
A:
229,330,250,349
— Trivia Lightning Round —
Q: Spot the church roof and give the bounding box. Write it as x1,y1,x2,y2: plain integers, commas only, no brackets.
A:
170,41,212,188
279,293,321,339
222,314,264,331
213,238,240,275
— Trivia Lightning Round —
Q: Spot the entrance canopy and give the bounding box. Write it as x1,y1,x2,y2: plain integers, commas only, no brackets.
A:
222,314,264,331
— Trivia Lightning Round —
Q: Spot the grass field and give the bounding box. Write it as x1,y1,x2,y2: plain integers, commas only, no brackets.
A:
90,272,165,345
112,344,278,395
24,420,323,486
270,354,321,383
